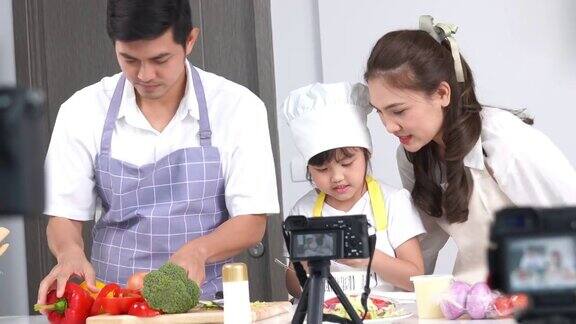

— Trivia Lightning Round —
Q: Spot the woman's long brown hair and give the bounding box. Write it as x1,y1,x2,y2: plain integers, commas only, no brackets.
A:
364,30,481,223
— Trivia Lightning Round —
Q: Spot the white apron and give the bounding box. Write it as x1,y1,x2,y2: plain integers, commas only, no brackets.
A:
435,165,513,283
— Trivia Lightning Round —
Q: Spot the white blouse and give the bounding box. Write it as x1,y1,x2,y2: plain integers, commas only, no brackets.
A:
397,107,576,275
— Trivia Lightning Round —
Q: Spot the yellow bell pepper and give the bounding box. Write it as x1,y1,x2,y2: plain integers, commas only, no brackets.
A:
79,279,106,298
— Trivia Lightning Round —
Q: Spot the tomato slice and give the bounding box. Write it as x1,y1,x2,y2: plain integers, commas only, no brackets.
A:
370,297,391,309
323,296,340,308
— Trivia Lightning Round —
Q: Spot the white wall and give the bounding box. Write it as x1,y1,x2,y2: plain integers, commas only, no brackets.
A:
270,0,323,214
0,0,30,316
271,0,576,276
316,0,576,183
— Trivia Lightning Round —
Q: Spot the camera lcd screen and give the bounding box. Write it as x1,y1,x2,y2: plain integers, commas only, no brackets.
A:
507,236,576,292
291,232,337,259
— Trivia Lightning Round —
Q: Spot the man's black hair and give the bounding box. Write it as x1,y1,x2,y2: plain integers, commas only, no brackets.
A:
107,0,192,47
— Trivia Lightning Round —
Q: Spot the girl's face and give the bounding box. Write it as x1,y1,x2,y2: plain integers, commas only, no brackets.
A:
308,148,367,211
367,78,450,152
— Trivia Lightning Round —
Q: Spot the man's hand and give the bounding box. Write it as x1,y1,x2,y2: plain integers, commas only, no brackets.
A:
169,243,207,285
36,246,97,312
167,214,266,285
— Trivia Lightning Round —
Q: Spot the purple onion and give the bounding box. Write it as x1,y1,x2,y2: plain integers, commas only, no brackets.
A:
465,282,493,319
440,281,471,319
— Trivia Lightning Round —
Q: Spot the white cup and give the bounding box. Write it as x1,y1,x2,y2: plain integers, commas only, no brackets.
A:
410,274,453,319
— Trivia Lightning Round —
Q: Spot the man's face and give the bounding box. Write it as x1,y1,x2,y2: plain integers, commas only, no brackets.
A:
114,28,197,101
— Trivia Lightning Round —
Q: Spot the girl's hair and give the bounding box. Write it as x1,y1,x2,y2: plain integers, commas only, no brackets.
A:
306,147,371,182
364,30,481,224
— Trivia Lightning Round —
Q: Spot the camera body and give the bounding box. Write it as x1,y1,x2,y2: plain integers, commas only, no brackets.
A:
284,215,370,262
0,88,46,214
488,207,576,316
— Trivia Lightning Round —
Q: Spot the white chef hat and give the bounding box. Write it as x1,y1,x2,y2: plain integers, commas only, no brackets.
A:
282,82,373,178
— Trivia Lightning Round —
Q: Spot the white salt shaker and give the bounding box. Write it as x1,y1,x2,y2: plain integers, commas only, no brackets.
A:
223,262,252,323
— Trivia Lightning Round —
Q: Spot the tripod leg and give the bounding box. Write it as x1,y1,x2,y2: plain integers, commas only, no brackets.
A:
292,279,310,324
307,274,326,324
327,274,363,324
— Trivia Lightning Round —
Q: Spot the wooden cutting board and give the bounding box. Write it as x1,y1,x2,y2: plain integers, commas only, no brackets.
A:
87,301,292,323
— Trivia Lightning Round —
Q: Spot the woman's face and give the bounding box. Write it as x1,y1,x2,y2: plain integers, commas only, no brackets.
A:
367,78,450,152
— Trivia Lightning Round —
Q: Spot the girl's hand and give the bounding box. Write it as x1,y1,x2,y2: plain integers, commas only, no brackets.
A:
335,258,369,268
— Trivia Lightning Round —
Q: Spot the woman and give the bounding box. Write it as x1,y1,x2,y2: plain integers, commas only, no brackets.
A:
363,17,576,283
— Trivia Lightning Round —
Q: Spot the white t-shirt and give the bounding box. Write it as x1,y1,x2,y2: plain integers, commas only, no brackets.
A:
289,180,425,292
397,107,576,274
44,61,279,221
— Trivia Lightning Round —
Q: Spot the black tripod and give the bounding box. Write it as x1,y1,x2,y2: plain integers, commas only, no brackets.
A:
291,260,362,324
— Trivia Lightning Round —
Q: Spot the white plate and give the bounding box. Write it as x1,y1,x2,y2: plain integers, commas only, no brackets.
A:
324,294,413,322
364,311,414,323
372,292,416,304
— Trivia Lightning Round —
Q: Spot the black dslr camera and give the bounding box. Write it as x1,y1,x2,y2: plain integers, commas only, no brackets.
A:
283,215,372,324
488,207,576,320
284,215,370,261
0,88,46,214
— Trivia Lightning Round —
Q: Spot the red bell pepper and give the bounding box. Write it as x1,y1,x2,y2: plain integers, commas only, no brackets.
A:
34,282,94,324
128,301,162,317
90,283,144,315
89,283,120,315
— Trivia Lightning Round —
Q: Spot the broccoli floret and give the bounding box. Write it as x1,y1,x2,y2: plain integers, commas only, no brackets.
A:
183,278,201,301
157,262,200,307
142,272,193,314
158,262,188,281
142,263,201,314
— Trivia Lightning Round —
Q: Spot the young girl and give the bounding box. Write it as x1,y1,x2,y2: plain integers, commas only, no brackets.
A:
363,16,576,283
282,82,425,297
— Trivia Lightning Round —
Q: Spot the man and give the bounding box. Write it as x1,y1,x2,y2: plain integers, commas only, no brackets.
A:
38,0,278,303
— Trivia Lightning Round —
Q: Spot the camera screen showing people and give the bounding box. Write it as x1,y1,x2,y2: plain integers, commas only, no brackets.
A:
508,236,576,292
292,232,337,259
283,215,370,262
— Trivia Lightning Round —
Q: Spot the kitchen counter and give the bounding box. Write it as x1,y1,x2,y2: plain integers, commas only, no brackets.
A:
0,303,516,324
0,293,515,324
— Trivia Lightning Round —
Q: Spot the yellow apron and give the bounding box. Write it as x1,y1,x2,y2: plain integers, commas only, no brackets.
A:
311,176,390,295
312,175,388,231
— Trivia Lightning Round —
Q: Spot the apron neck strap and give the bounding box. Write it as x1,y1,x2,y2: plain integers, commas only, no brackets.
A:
100,75,126,155
312,175,388,231
190,66,212,147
